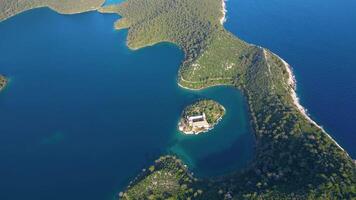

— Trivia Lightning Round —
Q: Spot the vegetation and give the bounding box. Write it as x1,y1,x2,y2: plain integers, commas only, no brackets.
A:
182,99,225,125
179,99,225,134
101,0,356,199
0,74,7,91
0,0,105,22
0,75,6,89
120,156,203,199
98,0,222,62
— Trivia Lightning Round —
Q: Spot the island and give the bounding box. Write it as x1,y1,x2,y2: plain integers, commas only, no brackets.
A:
178,99,225,134
100,0,355,199
0,74,7,91
0,0,105,22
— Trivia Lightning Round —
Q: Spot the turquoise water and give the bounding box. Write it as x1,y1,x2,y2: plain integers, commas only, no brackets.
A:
0,8,253,200
225,0,356,157
104,0,123,6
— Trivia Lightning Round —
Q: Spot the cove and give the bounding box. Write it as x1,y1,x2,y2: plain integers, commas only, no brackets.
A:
0,8,253,200
225,0,356,157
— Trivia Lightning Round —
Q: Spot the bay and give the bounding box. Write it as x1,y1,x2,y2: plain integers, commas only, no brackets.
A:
0,8,253,200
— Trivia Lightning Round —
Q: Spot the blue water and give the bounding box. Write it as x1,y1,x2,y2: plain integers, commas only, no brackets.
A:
2,0,354,199
225,0,356,157
0,8,253,200
104,0,123,6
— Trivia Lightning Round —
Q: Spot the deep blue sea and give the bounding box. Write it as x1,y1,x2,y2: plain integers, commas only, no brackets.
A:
0,7,253,200
225,0,356,157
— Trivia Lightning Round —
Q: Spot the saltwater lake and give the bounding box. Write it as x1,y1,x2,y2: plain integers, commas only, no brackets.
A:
1,0,355,199
0,6,253,200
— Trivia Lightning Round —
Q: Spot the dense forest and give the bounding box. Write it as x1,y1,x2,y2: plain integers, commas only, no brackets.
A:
0,0,104,22
100,0,356,199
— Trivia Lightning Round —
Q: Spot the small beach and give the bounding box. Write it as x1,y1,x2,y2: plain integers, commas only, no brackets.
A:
220,0,227,25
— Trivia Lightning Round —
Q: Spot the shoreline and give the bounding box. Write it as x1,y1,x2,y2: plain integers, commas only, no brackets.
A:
104,0,351,158
178,81,207,91
273,52,350,156
220,0,227,25
222,0,351,158
178,48,350,157
0,1,105,23
177,77,233,91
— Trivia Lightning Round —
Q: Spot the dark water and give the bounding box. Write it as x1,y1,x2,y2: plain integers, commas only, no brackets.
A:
0,8,253,200
225,0,356,157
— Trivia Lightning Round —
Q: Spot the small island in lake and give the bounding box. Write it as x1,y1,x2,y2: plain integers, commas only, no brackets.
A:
179,100,225,134
0,75,7,91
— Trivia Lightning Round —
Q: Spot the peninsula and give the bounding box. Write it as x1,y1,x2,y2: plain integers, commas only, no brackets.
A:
0,0,105,22
100,0,355,199
178,99,225,134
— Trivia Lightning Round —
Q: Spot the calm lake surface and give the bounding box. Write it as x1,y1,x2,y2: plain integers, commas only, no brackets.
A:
225,0,356,157
0,8,253,200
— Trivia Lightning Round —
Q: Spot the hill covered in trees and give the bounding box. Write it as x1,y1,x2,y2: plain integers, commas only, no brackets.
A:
119,156,201,199
100,0,356,199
